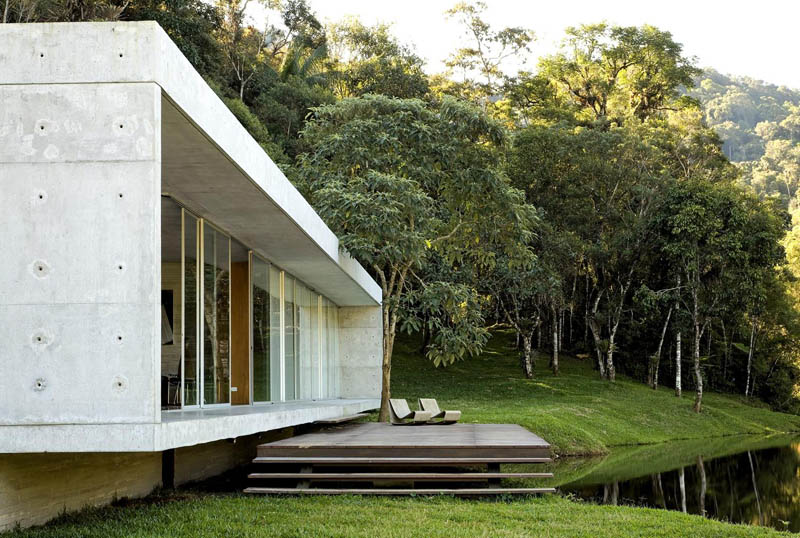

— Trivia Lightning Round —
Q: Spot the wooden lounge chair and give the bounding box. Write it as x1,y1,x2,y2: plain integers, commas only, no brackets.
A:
419,398,461,424
389,399,432,425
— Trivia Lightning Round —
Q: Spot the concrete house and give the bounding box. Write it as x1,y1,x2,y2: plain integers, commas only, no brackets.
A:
0,22,382,530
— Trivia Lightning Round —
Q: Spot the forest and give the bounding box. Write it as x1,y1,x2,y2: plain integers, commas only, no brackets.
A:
5,0,800,420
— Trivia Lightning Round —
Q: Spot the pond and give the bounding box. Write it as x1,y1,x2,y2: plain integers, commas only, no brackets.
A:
551,435,800,532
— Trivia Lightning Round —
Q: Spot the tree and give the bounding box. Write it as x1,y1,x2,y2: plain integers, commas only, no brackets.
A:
216,0,273,100
540,23,699,124
508,124,665,381
3,0,127,22
653,180,785,412
443,1,534,105
326,18,430,99
485,222,565,378
123,0,224,77
298,94,532,420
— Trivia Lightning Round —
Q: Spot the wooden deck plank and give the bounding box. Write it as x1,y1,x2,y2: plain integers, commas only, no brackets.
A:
253,457,551,464
258,423,549,449
256,423,551,459
244,487,556,495
248,472,554,480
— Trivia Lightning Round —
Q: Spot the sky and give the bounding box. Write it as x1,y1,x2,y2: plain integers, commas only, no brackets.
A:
250,0,800,90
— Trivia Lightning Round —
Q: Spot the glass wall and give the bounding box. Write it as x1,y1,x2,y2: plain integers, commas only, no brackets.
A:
183,211,199,407
252,255,270,403
269,265,282,400
161,197,341,410
202,223,231,405
283,274,296,400
296,282,315,400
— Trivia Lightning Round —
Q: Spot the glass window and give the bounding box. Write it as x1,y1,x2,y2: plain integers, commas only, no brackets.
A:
269,265,281,400
283,273,296,400
202,223,230,405
296,283,313,400
252,256,270,403
310,292,320,399
183,210,199,407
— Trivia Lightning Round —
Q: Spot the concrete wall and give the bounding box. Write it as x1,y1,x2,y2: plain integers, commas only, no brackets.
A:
338,306,383,398
0,451,161,531
0,429,292,532
0,82,161,425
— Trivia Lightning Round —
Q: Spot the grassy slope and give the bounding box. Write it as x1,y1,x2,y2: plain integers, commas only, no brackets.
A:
390,331,800,456
4,494,790,538
6,331,800,538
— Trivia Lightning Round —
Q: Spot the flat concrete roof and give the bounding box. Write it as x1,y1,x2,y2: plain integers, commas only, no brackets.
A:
0,22,381,306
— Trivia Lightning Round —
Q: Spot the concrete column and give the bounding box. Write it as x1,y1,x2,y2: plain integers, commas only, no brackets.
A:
337,305,382,398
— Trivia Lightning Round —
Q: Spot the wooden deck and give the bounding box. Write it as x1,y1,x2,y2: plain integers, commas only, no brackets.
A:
245,423,554,496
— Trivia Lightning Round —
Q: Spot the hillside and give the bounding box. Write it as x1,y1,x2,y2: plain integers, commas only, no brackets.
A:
689,69,800,206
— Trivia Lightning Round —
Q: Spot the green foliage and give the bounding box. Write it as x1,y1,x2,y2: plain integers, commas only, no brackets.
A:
539,23,700,123
123,0,223,76
444,1,534,101
326,18,430,99
299,94,532,370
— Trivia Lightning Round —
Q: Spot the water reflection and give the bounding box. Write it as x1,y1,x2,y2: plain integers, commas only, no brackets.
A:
557,439,800,532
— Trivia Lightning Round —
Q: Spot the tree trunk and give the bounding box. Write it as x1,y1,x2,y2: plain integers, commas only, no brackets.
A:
652,473,666,508
748,451,763,525
675,330,682,397
552,307,559,376
537,323,541,350
692,288,703,413
649,306,673,389
697,455,707,516
588,293,606,378
678,467,687,513
674,275,681,397
378,304,396,422
520,334,534,379
721,318,729,381
584,272,589,347
605,278,630,383
745,320,756,397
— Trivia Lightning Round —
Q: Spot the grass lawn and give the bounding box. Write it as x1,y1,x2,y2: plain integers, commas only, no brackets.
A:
4,493,791,538
5,331,799,537
390,331,800,456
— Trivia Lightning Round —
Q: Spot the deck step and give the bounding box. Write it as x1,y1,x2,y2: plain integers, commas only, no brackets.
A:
253,457,551,465
248,472,554,480
313,413,369,424
244,487,556,496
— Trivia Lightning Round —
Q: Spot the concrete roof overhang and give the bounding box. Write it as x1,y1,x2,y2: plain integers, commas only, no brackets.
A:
0,21,381,306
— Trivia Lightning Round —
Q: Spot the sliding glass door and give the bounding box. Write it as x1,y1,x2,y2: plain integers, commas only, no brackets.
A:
252,255,271,403
201,222,231,406
182,210,200,407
